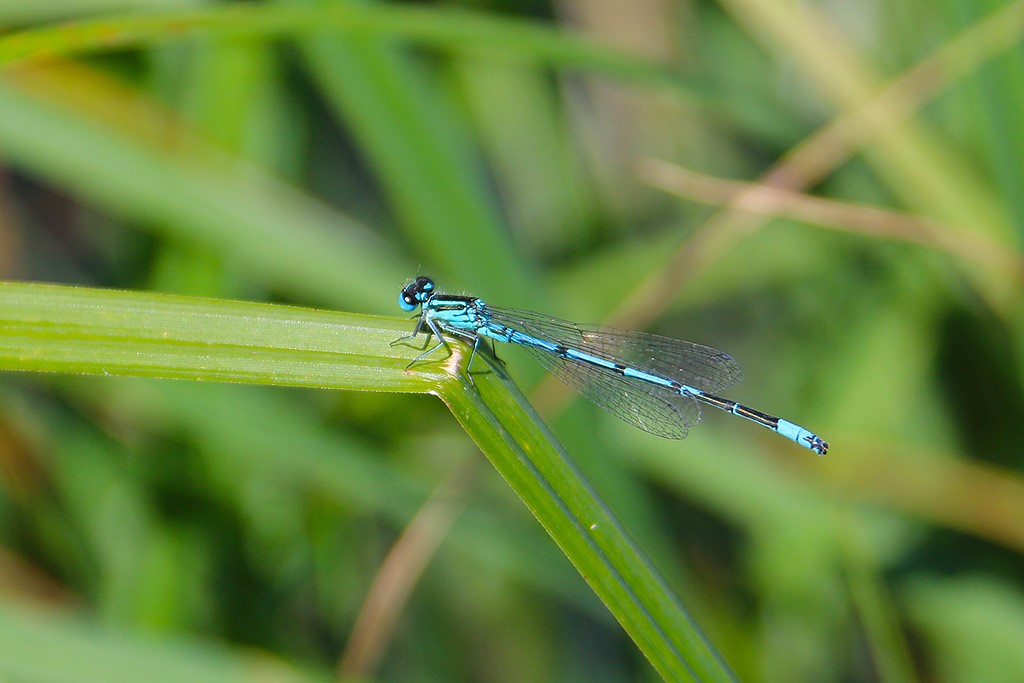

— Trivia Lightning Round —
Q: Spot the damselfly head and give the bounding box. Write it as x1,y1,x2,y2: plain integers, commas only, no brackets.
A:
398,276,436,311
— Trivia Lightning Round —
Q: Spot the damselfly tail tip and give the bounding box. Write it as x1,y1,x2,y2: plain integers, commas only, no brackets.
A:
777,419,828,456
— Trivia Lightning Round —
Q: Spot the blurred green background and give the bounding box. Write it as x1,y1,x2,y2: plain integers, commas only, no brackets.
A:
1,0,1023,681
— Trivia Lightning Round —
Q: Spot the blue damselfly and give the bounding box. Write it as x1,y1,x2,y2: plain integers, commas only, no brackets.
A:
395,276,828,455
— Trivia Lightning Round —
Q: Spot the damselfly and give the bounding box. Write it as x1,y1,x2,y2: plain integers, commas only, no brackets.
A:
395,276,828,455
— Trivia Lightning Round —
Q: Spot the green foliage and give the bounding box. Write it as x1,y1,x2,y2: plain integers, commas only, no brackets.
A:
0,0,1022,681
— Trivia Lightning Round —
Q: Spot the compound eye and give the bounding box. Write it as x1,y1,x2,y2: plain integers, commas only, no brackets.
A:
398,290,418,311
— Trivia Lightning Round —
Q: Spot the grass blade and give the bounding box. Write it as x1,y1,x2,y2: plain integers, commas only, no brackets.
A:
0,280,733,680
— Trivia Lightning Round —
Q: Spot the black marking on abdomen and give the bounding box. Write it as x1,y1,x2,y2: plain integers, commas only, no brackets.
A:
694,392,733,412
732,403,779,428
698,392,780,430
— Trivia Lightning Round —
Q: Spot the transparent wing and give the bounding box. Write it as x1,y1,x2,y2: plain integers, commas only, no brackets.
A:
484,306,742,439
520,342,701,439
485,306,742,392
